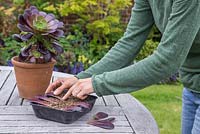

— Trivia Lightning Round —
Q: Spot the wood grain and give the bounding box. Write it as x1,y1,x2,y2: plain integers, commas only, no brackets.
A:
0,72,16,105
115,94,159,134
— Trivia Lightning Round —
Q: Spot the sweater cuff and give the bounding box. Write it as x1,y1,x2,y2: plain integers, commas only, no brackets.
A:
91,75,103,97
75,71,92,79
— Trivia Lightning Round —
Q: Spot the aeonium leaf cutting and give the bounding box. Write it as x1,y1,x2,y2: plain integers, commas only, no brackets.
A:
93,112,108,120
87,112,115,130
12,6,64,64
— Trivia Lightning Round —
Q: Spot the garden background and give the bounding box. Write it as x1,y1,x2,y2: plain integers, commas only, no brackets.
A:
0,1,181,134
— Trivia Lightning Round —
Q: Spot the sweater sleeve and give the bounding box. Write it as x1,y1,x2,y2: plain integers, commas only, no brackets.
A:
76,0,154,79
92,0,200,96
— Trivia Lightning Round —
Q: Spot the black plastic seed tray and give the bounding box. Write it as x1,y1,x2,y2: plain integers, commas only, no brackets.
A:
30,95,97,124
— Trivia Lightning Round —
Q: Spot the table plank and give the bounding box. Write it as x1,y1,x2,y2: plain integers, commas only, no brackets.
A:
0,66,14,71
7,86,23,106
103,95,119,106
0,70,11,88
53,72,73,78
0,126,133,133
0,115,127,121
0,120,129,127
95,97,105,106
115,94,159,134
0,106,125,115
0,72,16,105
17,133,133,134
22,98,31,106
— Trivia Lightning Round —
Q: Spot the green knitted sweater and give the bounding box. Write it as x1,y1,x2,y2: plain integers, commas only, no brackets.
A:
77,0,200,96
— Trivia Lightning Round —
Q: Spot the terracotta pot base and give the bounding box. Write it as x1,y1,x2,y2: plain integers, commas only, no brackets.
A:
11,56,56,99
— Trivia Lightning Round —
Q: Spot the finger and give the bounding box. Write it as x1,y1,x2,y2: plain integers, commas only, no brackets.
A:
45,80,62,93
56,78,65,84
53,84,67,95
62,88,73,100
76,90,88,100
62,82,80,100
72,88,81,97
78,95,88,100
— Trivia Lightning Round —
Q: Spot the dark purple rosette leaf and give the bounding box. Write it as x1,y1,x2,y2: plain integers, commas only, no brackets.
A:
45,14,55,22
17,24,32,32
29,56,36,63
51,29,64,38
43,51,51,62
21,45,31,56
21,33,33,41
45,92,63,100
37,42,48,55
48,19,58,27
29,6,37,10
104,117,115,122
12,34,23,42
18,14,27,25
87,113,115,129
50,51,57,59
93,112,109,120
75,102,91,109
57,22,64,28
52,42,64,54
23,10,33,27
19,45,32,61
34,95,58,104
87,120,115,130
48,22,58,30
19,53,26,61
39,11,47,17
28,98,50,106
34,95,52,102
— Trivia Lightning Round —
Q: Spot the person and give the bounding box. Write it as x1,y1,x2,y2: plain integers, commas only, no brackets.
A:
46,0,200,133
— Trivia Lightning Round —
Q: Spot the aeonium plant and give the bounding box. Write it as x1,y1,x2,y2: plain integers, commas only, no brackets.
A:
12,6,64,63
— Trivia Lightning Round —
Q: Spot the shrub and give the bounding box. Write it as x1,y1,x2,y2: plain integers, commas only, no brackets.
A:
45,0,133,73
60,0,132,68
0,5,18,37
0,36,22,65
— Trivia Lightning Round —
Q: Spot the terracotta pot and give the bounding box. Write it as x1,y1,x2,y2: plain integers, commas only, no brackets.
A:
11,56,56,99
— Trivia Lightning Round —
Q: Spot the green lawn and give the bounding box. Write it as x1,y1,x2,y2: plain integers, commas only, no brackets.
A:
131,84,183,134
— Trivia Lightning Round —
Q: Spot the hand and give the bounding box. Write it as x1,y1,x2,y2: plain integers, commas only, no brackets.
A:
62,78,94,100
45,76,78,94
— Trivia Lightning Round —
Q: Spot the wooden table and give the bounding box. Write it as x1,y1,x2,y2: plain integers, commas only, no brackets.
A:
0,66,159,134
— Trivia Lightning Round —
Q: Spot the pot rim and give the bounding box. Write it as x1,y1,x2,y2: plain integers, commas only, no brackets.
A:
11,56,56,69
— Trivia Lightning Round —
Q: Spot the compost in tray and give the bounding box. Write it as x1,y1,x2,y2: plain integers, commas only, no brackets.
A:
29,91,97,124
